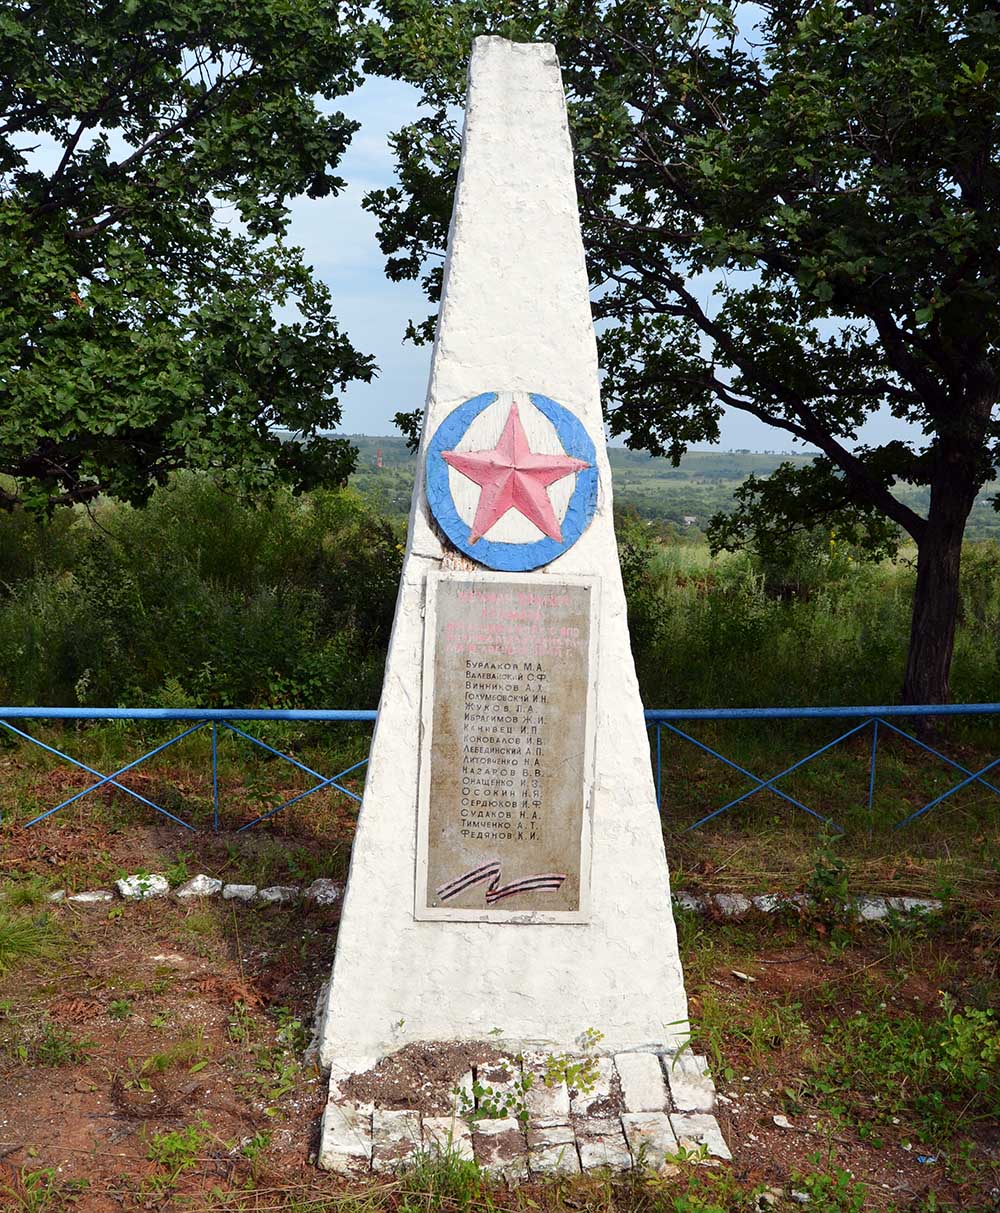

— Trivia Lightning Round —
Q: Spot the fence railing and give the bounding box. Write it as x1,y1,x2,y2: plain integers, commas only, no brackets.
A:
646,703,1000,832
1,703,997,834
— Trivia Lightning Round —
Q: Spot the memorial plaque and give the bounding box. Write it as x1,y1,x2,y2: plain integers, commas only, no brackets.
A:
416,571,598,922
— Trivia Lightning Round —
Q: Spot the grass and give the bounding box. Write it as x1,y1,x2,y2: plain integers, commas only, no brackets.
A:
0,910,61,976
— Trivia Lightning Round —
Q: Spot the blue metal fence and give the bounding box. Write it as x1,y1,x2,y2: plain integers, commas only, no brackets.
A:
0,703,997,834
0,708,376,833
645,704,1000,832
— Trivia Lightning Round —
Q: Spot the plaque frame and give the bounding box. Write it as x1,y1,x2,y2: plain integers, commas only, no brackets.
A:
415,570,599,924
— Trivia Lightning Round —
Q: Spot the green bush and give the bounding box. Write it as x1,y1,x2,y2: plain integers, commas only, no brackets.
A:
615,510,998,710
2,475,999,713
0,476,402,709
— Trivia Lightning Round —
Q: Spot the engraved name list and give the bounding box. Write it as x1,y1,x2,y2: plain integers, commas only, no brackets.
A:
416,573,597,922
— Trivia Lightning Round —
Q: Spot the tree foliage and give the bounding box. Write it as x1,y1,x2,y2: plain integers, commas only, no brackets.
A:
1,0,374,512
363,0,1000,702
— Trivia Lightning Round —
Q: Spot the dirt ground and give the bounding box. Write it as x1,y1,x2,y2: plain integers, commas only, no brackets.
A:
1,800,998,1210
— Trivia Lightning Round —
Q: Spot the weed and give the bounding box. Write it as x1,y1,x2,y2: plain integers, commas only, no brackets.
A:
2,876,52,908
0,911,61,975
273,1005,309,1051
146,1119,212,1190
809,994,1000,1141
247,1041,300,1114
804,834,854,944
453,1062,533,1125
536,1029,606,1096
33,1019,94,1066
399,1147,487,1213
163,851,193,887
227,1000,254,1045
107,998,133,1021
0,1167,89,1212
239,1130,271,1166
126,1026,213,1088
792,1163,869,1212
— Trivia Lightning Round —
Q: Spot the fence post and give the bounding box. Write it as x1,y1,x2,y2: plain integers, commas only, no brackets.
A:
867,718,879,837
212,723,219,833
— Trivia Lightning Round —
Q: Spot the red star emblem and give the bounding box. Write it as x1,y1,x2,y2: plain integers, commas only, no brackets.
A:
442,403,590,543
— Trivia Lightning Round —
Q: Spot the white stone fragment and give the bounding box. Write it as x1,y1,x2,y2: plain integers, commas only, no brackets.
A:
621,1112,679,1172
372,1109,422,1173
752,894,785,914
669,1112,732,1161
522,1054,570,1122
305,878,345,907
663,1053,716,1113
886,896,942,915
422,1116,474,1161
116,873,169,900
327,1055,380,1105
175,874,223,898
47,889,66,903
615,1053,669,1113
67,890,113,904
222,883,257,902
856,896,888,921
258,885,300,904
317,1101,372,1173
673,890,706,914
713,893,752,918
568,1056,616,1116
527,1122,579,1175
576,1116,632,1172
472,1118,528,1180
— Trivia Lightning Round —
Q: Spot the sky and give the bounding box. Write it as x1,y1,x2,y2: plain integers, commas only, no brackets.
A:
295,77,921,454
291,76,800,448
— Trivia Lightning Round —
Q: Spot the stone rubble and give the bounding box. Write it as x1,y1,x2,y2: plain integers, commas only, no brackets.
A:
305,878,345,907
620,1111,679,1172
222,883,257,902
175,874,223,898
662,1052,716,1113
116,873,170,900
669,1112,733,1162
318,1048,730,1176
423,1115,474,1160
371,1109,421,1174
40,877,940,922
527,1121,579,1176
673,891,941,919
258,884,300,904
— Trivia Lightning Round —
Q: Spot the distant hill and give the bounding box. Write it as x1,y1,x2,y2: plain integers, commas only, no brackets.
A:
291,433,1000,541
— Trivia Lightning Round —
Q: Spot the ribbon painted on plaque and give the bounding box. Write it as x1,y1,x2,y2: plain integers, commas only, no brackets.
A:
436,860,567,905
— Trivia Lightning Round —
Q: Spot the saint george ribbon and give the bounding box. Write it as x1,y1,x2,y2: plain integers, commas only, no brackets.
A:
436,859,568,905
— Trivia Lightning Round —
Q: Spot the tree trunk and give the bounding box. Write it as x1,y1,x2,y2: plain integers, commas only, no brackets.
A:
902,519,966,706
901,439,986,706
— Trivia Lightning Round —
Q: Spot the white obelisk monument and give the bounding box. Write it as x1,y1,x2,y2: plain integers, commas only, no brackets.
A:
317,37,723,1175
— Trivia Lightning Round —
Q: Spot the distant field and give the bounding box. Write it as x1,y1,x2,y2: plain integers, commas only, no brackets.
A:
347,436,1000,540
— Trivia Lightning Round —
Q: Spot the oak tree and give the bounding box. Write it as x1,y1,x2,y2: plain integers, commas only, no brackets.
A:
365,0,1000,705
1,0,374,513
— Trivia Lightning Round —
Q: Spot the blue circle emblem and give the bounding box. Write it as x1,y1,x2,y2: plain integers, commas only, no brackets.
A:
425,391,598,571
